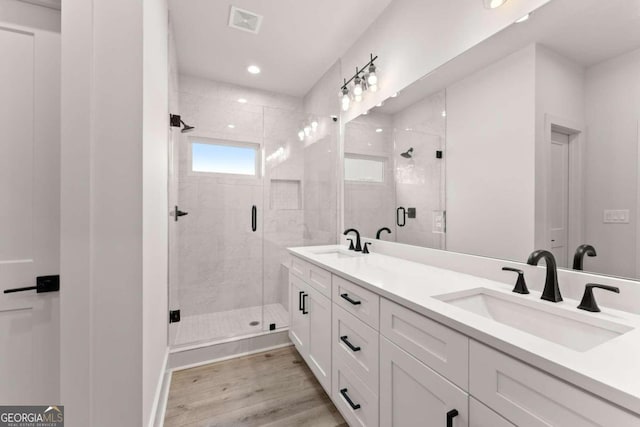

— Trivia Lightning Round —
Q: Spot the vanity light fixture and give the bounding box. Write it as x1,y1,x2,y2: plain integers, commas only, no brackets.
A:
483,0,507,9
297,116,320,142
247,65,261,74
339,53,379,112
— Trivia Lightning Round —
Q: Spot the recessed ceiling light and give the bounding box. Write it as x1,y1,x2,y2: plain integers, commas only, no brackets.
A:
515,13,530,23
238,98,248,104
227,124,236,129
484,0,507,9
247,65,261,74
375,128,383,133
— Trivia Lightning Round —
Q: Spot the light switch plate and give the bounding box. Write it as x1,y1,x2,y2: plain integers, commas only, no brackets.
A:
603,209,630,224
433,211,445,233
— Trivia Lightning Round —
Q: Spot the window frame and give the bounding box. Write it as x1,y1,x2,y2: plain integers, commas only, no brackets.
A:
188,136,262,180
343,153,387,184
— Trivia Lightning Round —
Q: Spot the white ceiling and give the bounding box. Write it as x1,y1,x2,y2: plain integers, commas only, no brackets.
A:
168,0,393,96
379,0,640,114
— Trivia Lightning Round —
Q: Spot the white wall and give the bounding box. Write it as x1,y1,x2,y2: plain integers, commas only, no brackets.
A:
340,0,551,121
584,48,640,278
533,44,585,256
446,45,536,261
0,0,60,32
142,0,169,424
61,0,169,425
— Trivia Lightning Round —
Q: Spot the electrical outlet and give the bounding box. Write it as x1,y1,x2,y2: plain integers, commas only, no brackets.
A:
603,209,630,224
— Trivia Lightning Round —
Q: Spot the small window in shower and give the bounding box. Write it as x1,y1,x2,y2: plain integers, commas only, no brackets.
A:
344,154,385,183
191,139,260,176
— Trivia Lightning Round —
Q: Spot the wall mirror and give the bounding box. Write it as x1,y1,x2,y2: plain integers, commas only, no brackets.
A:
342,0,640,280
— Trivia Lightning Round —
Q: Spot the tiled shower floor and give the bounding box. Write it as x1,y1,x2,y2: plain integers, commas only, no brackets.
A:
172,303,289,347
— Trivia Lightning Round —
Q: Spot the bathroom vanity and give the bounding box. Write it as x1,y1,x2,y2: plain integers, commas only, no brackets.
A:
287,244,640,427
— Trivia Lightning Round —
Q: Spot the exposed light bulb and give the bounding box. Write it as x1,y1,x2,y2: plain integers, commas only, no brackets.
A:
341,86,350,111
298,130,305,141
369,83,378,93
354,94,363,103
367,64,377,86
353,76,363,96
311,120,318,130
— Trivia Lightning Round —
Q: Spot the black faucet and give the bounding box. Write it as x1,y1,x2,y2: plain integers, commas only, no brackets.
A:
527,250,562,302
577,283,619,312
376,227,391,240
572,244,597,271
344,229,362,252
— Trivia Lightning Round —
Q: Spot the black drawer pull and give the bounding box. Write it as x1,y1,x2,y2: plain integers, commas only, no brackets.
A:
340,388,361,410
298,291,304,311
446,409,459,427
340,293,361,305
302,293,308,314
340,335,361,352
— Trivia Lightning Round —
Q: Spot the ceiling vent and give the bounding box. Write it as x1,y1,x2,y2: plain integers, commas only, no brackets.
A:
228,6,263,34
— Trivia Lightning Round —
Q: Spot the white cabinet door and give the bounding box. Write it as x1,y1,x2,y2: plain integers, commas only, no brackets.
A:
0,24,60,404
289,274,309,354
307,285,332,393
380,337,468,427
470,398,514,427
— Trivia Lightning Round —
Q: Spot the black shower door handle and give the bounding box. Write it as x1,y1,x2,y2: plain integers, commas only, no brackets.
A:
251,205,257,232
397,207,406,227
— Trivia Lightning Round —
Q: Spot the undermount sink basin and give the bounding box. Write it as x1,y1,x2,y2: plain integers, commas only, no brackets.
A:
435,288,633,352
310,248,361,259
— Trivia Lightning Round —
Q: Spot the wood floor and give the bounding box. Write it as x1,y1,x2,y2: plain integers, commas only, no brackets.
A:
164,346,347,427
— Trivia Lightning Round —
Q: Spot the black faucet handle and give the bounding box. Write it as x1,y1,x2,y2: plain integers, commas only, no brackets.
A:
346,238,355,251
501,267,529,294
577,283,620,312
362,242,371,254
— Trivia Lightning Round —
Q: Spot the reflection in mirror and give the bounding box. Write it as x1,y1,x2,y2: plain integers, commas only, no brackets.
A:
343,0,640,280
343,91,446,249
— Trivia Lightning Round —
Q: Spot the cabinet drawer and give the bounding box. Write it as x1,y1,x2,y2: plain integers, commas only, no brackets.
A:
290,256,331,298
309,262,332,298
332,275,379,330
470,341,640,426
333,304,379,394
333,354,379,427
470,398,514,427
290,256,309,279
380,337,468,427
380,298,468,390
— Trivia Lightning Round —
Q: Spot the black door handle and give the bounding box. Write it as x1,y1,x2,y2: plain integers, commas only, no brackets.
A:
340,336,361,352
446,409,459,427
397,207,406,227
174,205,188,222
4,275,60,294
340,293,361,305
298,291,304,311
251,205,257,232
340,388,361,410
302,293,308,314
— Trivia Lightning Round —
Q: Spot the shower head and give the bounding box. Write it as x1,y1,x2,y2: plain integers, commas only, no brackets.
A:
180,120,195,133
400,147,414,158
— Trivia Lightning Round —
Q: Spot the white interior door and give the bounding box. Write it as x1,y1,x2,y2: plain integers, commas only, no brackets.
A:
0,24,60,404
550,131,570,267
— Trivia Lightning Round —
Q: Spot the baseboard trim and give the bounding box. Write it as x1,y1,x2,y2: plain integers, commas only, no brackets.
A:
168,329,291,371
149,349,170,427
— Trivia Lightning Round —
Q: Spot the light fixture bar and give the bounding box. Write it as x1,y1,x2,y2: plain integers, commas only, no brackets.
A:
341,53,378,90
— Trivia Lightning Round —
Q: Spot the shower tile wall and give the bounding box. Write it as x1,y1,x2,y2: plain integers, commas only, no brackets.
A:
176,75,304,318
343,113,397,238
392,90,446,249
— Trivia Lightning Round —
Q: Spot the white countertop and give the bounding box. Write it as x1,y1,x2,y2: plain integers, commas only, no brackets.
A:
288,244,640,416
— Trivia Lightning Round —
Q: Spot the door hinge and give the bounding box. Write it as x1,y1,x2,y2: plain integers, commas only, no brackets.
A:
169,310,181,323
